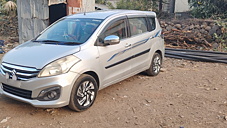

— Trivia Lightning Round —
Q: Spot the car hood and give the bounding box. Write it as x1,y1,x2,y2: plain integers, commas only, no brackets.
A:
2,41,81,69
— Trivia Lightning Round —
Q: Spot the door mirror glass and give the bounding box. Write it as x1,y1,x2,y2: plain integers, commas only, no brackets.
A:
104,35,120,45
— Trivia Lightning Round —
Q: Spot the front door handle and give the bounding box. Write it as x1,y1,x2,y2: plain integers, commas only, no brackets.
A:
125,44,131,48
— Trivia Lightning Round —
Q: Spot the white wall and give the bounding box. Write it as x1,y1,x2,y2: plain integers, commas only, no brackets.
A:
17,0,49,43
175,0,190,12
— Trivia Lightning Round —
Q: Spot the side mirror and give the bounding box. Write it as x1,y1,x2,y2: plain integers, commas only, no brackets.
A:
104,35,120,45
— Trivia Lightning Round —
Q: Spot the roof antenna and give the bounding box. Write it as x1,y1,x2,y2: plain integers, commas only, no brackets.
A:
84,0,88,15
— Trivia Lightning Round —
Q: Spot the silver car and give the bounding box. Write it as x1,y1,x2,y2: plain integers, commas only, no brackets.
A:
0,10,164,111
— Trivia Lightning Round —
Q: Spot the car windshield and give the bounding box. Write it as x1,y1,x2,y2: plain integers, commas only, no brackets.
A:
35,18,103,45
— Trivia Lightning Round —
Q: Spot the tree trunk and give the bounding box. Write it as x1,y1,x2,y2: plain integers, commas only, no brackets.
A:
169,0,175,13
159,0,163,12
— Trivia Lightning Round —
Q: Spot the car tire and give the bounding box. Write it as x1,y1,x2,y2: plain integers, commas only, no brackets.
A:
146,52,162,76
69,74,98,112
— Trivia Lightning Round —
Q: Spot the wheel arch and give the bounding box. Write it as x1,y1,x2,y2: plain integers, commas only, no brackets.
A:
155,50,163,60
83,71,100,89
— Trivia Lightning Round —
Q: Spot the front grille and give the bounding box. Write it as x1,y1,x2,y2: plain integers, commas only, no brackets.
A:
2,83,32,99
0,62,40,81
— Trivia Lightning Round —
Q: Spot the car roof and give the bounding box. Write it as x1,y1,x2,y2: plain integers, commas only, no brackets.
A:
66,10,156,19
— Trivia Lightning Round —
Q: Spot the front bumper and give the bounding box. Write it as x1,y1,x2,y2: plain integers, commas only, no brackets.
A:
0,71,80,108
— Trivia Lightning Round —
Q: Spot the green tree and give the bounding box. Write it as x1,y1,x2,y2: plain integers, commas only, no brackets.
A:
95,0,106,4
116,0,162,12
95,0,115,9
188,0,227,19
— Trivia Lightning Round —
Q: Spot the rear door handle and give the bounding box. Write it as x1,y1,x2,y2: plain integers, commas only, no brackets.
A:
125,44,131,48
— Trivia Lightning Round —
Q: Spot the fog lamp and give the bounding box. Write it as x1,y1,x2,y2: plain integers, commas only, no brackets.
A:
37,87,61,101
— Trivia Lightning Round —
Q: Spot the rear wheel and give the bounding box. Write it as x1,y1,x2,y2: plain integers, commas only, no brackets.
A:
69,74,98,112
146,53,162,76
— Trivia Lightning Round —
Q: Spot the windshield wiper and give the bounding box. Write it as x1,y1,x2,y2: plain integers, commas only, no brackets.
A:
33,40,81,45
62,42,82,45
33,40,63,45
33,40,60,43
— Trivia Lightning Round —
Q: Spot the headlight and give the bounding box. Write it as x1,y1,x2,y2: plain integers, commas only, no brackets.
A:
38,55,80,77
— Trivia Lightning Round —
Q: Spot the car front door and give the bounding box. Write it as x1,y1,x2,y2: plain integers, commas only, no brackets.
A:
97,16,132,87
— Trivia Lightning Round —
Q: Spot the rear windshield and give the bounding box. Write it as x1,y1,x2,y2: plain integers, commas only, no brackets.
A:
35,18,103,45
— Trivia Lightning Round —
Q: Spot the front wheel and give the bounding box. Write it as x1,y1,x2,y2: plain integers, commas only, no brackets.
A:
146,52,162,76
69,74,98,112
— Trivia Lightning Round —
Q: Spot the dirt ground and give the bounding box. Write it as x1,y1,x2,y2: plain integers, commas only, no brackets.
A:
0,57,227,128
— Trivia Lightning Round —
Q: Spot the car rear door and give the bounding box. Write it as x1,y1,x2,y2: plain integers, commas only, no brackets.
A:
125,15,155,73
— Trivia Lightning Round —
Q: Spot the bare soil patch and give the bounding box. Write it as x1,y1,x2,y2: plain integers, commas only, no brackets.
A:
0,58,227,128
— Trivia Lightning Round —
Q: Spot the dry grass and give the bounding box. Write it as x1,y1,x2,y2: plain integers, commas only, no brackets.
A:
2,1,17,15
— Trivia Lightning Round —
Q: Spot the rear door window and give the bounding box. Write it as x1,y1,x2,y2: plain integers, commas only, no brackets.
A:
128,17,148,36
147,17,156,31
